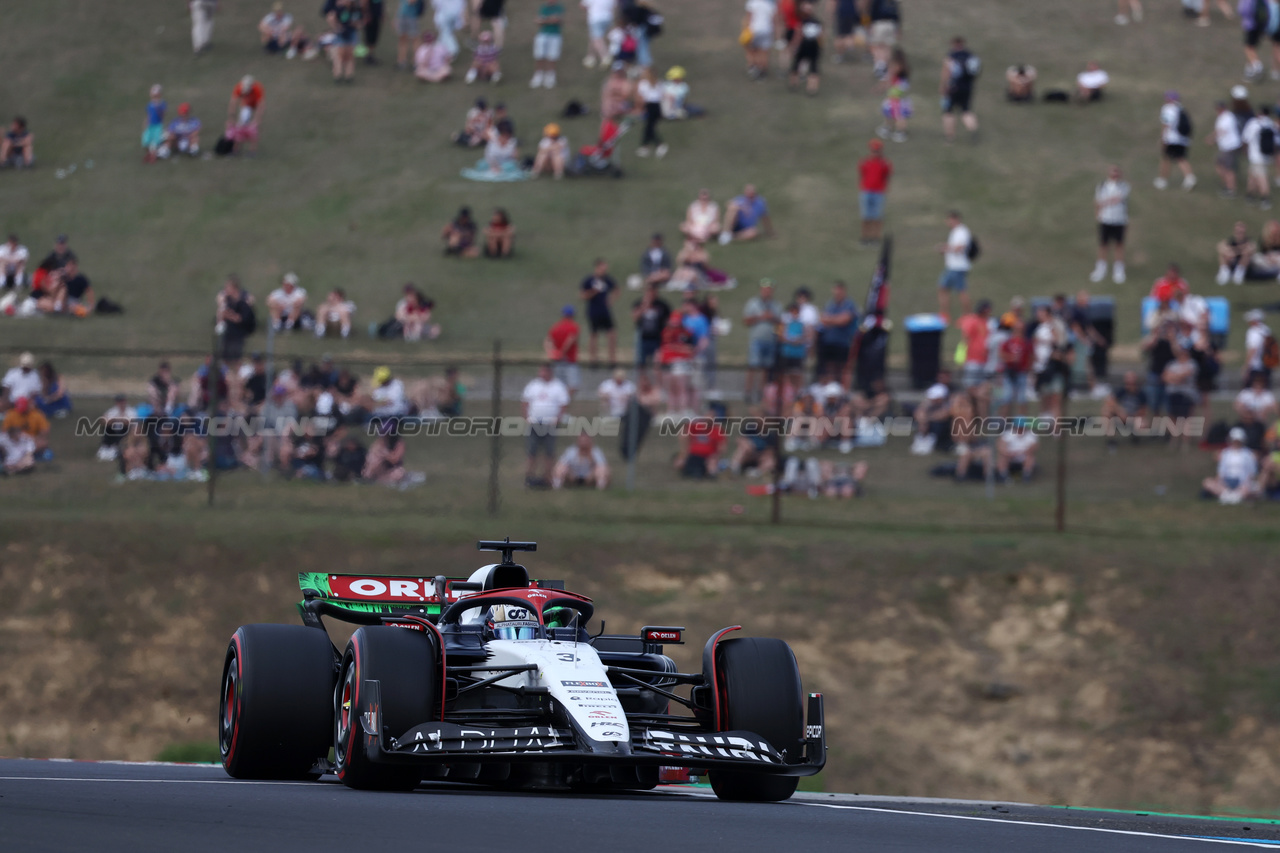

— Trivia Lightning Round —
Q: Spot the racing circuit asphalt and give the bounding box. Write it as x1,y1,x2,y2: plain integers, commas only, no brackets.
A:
3,759,1280,852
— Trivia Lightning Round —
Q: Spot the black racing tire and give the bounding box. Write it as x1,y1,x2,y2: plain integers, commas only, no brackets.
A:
220,624,336,780
708,636,803,802
335,626,438,791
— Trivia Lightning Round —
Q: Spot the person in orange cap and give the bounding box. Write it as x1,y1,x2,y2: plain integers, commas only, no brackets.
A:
531,123,567,179
857,139,893,245
1,396,50,457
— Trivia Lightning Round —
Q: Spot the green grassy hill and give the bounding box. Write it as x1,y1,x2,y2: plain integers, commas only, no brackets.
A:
2,0,1276,364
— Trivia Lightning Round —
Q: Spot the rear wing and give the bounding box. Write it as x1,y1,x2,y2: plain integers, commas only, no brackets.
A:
297,572,565,625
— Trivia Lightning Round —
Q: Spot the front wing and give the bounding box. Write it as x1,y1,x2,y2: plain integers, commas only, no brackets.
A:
357,680,826,776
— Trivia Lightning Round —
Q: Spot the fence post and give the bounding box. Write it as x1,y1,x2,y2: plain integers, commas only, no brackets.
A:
487,339,502,516
207,331,220,507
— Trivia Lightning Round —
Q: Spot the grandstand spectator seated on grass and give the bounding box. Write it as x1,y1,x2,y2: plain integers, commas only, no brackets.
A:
0,234,29,291
1,397,50,458
415,31,454,81
260,2,311,57
1202,427,1259,504
635,233,673,288
950,391,990,480
36,362,71,419
484,208,516,257
996,419,1038,481
474,120,521,177
1,117,34,168
660,66,704,119
1235,372,1277,448
1217,221,1256,285
315,287,355,338
165,103,203,157
465,31,502,84
371,366,409,418
1102,370,1149,449
3,352,43,410
32,259,94,316
443,207,480,257
675,410,726,479
531,124,568,179
329,430,367,481
363,429,408,484
670,238,732,290
910,374,952,455
1245,220,1280,280
719,184,774,244
393,284,441,341
0,424,35,475
680,189,720,242
779,457,867,498
1075,62,1109,102
267,273,308,332
1005,65,1036,102
552,433,610,489
95,394,136,462
452,99,492,147
34,235,75,287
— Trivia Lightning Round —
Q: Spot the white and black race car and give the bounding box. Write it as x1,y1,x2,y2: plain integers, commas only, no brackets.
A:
219,539,825,801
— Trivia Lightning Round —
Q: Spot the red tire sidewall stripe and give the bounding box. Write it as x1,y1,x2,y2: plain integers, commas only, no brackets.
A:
338,633,361,780
225,632,244,767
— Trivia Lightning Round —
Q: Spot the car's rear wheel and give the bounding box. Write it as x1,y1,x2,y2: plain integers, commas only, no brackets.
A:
708,636,803,802
335,626,438,791
220,624,336,780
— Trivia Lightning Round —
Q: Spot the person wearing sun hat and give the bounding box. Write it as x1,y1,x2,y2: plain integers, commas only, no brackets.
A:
370,366,409,417
531,123,568,179
1202,426,1259,504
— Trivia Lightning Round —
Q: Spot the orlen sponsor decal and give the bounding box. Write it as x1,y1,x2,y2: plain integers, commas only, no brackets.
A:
643,630,681,643
586,711,617,719
561,680,608,688
329,576,435,602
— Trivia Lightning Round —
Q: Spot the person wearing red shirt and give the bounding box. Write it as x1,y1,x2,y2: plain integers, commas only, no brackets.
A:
226,75,265,154
544,305,581,397
999,317,1032,416
657,306,696,415
778,0,801,43
676,412,725,478
858,139,893,244
1149,263,1189,304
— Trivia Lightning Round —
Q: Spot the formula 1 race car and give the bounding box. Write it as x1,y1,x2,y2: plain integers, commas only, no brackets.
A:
219,539,825,801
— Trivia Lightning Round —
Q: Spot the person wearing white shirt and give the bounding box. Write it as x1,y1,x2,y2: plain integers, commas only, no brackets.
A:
551,433,609,489
997,422,1038,481
433,0,467,57
1241,106,1277,209
3,353,43,403
95,394,137,461
1075,62,1109,102
522,364,570,485
1202,428,1259,503
1155,91,1196,191
935,210,973,319
370,366,409,417
1208,100,1242,199
0,426,35,474
267,273,308,332
1092,165,1130,284
596,369,635,417
0,235,29,290
580,0,615,68
1243,309,1274,384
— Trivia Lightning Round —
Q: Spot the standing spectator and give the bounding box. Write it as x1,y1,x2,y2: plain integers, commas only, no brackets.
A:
1070,290,1110,396
658,304,697,414
631,282,671,372
580,259,618,365
1242,105,1277,209
227,75,265,155
1202,428,1258,503
815,281,856,383
267,272,308,332
1033,303,1067,417
1163,345,1200,449
940,36,980,144
1,117,34,168
149,361,179,415
858,140,892,245
142,84,167,163
522,363,570,487
1208,100,1242,198
552,433,610,489
328,0,364,81
636,67,667,157
1156,91,1196,190
363,0,387,65
998,317,1031,416
215,275,257,360
829,0,858,62
474,0,507,48
395,0,426,69
957,300,993,412
545,305,581,395
867,0,901,80
1218,220,1256,285
1244,308,1274,385
531,0,565,88
719,184,773,243
778,301,810,393
878,48,913,140
0,234,29,291
597,368,635,417
190,0,218,55
935,210,973,320
638,233,673,288
414,31,454,81
788,0,823,96
1198,0,1233,26
601,62,635,120
433,0,467,57
742,0,776,80
581,0,615,68
1092,165,1130,284
484,207,515,257
1241,0,1266,81
0,425,36,475
3,353,44,408
1142,319,1177,415
1115,0,1142,25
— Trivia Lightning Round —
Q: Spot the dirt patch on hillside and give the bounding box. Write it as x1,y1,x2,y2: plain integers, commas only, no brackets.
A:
4,526,1280,813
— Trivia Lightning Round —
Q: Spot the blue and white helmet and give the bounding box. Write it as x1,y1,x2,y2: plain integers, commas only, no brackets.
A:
488,604,539,641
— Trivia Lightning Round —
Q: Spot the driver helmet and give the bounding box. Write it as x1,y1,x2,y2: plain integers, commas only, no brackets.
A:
543,607,576,630
488,604,539,641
